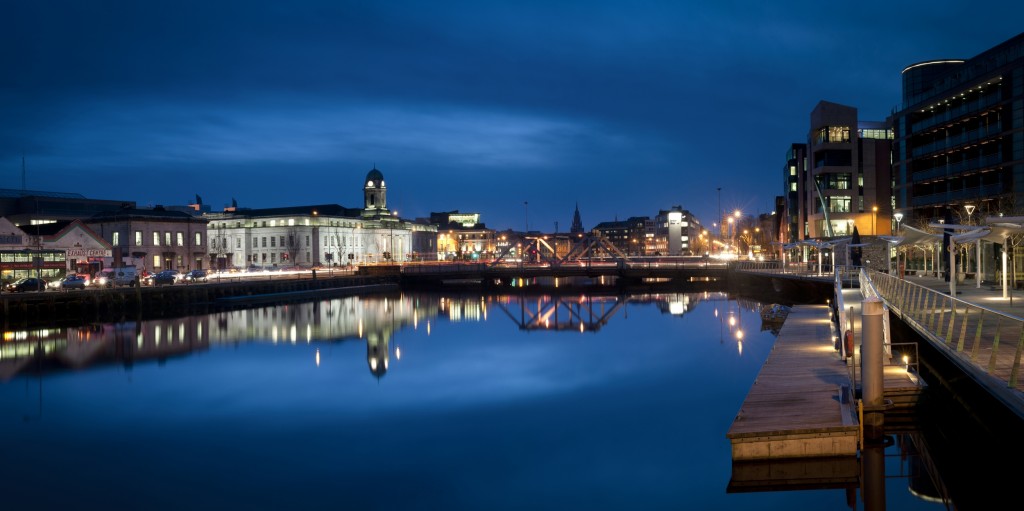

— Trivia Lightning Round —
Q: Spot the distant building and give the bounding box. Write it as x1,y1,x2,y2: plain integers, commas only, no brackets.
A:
203,168,436,269
592,217,648,256
570,204,584,234
0,188,133,226
782,143,808,242
86,205,209,272
892,31,1024,225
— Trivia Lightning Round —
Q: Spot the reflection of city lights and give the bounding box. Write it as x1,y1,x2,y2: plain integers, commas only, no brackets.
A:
579,322,584,333
427,321,431,336
316,349,320,367
738,341,743,356
714,308,718,318
729,317,736,327
396,347,401,360
736,330,744,340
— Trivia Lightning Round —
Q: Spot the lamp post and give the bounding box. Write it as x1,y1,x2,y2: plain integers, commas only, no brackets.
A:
727,217,735,255
872,205,878,235
894,212,903,233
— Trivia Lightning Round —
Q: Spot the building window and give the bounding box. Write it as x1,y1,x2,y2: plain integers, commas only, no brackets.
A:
306,235,310,246
829,196,851,213
271,237,277,247
195,232,202,246
112,232,120,246
262,237,267,248
154,255,162,268
289,235,294,247
135,231,143,246
153,232,160,246
165,232,172,246
280,236,285,247
177,232,184,246
236,238,241,248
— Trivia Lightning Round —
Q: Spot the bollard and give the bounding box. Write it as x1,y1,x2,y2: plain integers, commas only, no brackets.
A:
861,297,885,438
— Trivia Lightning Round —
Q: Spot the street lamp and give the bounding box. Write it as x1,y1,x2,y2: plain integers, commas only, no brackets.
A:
894,212,903,233
872,205,878,235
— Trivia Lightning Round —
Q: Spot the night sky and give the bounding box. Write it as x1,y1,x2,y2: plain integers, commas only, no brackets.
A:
3,1,1022,231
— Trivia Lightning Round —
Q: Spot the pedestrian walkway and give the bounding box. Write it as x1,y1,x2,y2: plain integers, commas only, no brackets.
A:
865,270,1024,418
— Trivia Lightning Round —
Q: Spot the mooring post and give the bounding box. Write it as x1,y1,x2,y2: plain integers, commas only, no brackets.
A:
861,297,885,438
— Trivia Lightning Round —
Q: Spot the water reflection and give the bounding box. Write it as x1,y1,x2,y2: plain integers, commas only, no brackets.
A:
1,291,752,381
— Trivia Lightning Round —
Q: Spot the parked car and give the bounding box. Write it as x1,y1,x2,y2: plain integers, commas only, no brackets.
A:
152,270,180,286
5,277,47,293
183,269,208,283
60,274,89,290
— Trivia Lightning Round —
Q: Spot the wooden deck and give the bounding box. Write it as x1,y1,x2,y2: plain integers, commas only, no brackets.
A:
727,305,860,461
727,298,926,462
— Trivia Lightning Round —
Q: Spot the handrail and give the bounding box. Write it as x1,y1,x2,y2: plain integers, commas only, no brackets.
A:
864,270,1024,397
858,268,892,358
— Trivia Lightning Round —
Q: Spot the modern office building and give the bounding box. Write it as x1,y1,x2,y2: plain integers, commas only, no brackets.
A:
892,31,1024,226
802,100,893,239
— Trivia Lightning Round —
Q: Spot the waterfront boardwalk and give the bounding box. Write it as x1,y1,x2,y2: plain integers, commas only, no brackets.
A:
726,305,859,460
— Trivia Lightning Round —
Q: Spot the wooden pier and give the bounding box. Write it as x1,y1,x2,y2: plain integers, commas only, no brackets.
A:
727,305,860,460
727,298,927,463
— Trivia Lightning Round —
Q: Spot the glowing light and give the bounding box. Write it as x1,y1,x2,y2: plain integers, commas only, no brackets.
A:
316,349,320,367
396,347,402,360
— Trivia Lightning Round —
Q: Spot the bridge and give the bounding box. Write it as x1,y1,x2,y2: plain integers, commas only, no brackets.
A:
395,258,729,286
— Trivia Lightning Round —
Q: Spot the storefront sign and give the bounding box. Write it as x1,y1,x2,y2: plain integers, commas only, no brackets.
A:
65,248,111,258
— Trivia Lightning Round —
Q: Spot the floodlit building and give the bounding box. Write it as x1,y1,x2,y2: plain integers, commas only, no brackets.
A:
203,168,436,269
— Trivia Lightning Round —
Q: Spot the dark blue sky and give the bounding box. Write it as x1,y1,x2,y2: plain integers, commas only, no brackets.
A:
3,1,1022,231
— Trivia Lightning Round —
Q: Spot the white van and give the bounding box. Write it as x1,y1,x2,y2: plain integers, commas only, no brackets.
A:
95,266,139,287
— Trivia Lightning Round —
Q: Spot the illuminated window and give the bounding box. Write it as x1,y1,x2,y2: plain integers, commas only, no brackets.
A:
112,232,120,245
165,232,171,246
177,232,184,246
135,231,143,246
153,232,160,246
154,255,162,268
195,232,202,246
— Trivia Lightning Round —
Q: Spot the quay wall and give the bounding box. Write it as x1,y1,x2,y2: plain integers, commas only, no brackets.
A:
1,275,399,328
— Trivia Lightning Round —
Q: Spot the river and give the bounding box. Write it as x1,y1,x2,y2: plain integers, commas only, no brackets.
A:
0,288,1013,510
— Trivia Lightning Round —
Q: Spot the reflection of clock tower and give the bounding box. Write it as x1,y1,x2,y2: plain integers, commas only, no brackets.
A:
362,167,389,218
366,332,390,378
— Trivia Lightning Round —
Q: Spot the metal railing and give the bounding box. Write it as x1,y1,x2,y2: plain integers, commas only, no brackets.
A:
857,268,892,359
866,270,1024,393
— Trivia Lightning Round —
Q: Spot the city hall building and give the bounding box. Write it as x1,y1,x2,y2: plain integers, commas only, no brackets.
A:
203,168,436,270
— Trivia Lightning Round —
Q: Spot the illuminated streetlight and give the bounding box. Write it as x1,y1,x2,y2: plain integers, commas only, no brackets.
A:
872,205,878,235
894,212,903,233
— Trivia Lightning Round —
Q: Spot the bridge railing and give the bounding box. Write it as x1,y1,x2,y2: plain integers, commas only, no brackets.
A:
866,270,1024,396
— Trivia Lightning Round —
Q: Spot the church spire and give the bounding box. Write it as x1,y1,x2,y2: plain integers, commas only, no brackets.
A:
570,202,584,234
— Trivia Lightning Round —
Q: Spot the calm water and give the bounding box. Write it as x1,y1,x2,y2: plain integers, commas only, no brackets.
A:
0,289,999,510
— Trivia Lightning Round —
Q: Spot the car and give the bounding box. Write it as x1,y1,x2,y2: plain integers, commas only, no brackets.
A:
5,277,47,293
60,274,89,290
183,269,208,283
151,270,180,286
